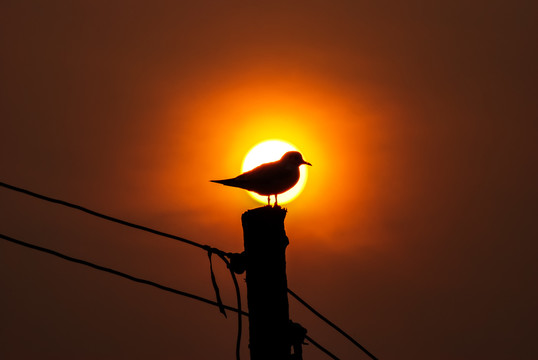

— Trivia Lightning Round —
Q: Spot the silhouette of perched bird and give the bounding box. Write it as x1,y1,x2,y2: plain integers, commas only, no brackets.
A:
211,151,312,205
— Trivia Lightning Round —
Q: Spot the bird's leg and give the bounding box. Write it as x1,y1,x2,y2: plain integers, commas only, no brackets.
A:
267,195,270,206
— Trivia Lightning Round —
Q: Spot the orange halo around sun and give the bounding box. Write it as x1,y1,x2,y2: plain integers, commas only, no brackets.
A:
242,139,308,204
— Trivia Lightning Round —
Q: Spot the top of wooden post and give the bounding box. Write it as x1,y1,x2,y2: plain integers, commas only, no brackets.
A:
241,205,288,250
242,205,287,223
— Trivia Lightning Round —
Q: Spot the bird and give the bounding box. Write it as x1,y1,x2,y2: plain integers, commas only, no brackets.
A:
211,151,312,206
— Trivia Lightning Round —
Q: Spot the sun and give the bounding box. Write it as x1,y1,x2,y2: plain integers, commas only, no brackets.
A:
242,139,308,204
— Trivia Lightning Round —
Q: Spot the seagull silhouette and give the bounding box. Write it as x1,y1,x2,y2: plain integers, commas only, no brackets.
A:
211,151,312,205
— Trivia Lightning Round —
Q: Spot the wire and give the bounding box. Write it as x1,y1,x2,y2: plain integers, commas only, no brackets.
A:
0,181,228,257
0,234,237,312
0,232,338,359
217,254,242,360
0,232,241,313
288,289,378,360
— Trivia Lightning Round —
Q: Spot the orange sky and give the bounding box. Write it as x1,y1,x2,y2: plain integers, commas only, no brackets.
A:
1,1,537,359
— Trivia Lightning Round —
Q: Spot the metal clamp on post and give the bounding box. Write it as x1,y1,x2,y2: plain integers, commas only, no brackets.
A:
228,251,248,274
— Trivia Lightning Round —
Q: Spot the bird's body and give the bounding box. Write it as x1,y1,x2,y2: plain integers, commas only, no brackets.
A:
211,151,312,205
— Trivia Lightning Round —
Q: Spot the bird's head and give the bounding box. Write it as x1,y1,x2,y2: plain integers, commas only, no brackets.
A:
281,151,312,167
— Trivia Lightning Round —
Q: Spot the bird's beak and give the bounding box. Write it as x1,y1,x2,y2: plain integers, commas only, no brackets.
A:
303,160,312,166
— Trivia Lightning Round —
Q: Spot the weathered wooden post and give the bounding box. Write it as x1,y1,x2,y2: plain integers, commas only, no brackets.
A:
242,205,290,360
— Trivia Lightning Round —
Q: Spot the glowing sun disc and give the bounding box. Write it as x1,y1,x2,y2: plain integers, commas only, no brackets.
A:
242,140,308,204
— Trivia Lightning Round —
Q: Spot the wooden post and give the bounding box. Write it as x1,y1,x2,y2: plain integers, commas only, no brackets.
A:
242,205,290,360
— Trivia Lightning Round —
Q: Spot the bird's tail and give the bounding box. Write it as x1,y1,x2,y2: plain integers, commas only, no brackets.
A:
210,179,237,186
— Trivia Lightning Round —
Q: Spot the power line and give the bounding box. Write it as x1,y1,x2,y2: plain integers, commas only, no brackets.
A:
0,232,235,313
0,181,227,257
288,288,378,360
214,252,243,360
0,232,339,360
0,181,376,358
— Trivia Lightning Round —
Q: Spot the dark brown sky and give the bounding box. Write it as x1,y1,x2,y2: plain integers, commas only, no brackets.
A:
1,1,537,359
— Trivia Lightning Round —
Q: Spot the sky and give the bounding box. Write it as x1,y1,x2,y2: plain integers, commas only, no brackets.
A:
1,1,537,359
